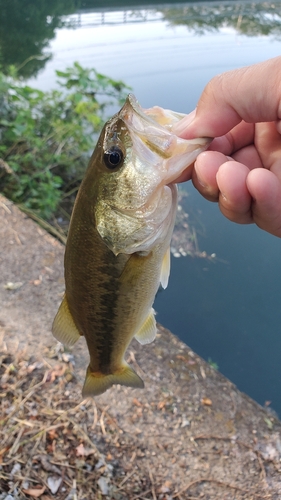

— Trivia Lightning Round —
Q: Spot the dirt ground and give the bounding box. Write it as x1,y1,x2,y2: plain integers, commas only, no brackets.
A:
1,193,281,500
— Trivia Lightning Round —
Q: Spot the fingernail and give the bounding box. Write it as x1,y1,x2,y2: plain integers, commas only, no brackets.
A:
172,109,196,136
194,162,207,189
196,176,207,189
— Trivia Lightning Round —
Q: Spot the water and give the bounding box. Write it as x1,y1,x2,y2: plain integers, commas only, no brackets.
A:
158,189,281,412
3,0,281,414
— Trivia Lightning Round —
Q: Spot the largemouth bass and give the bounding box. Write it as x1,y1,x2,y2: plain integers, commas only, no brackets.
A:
52,94,210,397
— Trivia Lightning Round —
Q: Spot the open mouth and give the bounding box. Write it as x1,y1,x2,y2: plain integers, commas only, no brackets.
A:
120,94,211,183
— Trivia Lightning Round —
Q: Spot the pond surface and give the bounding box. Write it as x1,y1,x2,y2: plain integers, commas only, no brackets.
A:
3,0,281,415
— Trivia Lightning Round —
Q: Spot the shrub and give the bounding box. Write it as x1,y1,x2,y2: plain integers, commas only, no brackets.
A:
0,62,130,223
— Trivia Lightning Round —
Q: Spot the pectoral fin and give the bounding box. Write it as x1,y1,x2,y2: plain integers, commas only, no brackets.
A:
52,294,81,346
134,308,156,345
82,363,144,397
160,246,170,289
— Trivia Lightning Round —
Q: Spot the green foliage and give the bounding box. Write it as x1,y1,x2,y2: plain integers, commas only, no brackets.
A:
207,358,219,370
160,3,281,37
0,0,78,78
0,62,130,221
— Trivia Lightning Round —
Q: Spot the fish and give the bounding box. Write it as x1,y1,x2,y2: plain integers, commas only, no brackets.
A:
52,94,211,397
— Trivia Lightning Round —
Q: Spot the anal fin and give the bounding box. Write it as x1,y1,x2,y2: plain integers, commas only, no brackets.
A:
52,294,81,347
82,363,144,397
134,308,156,345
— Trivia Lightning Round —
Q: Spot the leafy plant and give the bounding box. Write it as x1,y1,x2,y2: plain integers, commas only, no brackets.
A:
0,62,130,223
207,358,219,370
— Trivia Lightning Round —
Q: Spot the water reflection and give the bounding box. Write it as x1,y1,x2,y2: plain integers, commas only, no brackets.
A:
1,0,281,77
0,0,77,77
159,2,281,37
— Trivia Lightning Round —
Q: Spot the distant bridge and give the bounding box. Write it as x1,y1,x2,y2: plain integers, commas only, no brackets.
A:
63,0,270,28
63,7,163,28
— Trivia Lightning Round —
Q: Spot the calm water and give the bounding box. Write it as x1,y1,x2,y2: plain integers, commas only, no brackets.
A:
3,0,281,414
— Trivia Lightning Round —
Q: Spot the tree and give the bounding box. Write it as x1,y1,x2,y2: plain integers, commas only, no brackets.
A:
0,0,79,78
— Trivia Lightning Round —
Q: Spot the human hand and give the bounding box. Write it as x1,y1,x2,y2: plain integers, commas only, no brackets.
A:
173,57,281,237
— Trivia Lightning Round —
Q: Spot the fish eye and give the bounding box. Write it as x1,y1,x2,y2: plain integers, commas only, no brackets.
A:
103,146,124,170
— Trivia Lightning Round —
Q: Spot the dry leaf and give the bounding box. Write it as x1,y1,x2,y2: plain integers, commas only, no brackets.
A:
0,446,8,463
47,476,62,494
159,480,172,493
46,365,66,383
32,276,42,286
47,429,58,441
38,455,61,474
157,400,167,410
201,397,212,406
176,355,186,361
22,485,46,498
97,477,109,495
132,398,142,407
76,443,85,456
4,281,23,290
76,443,96,457
27,362,43,373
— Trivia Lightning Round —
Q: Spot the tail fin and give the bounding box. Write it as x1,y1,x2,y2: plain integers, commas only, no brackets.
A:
82,363,144,397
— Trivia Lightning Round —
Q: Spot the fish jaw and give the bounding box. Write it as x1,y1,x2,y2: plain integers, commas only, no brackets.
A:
119,94,212,185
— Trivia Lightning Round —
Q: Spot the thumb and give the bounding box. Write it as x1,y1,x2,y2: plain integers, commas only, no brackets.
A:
174,57,281,139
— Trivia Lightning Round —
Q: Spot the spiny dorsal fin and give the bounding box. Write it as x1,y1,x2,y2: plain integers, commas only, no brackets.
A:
52,294,81,346
160,246,170,289
134,308,156,345
82,363,144,397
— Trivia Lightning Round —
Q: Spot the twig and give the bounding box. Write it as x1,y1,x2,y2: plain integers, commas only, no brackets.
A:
131,489,155,500
100,405,109,436
16,422,67,448
173,478,270,499
117,470,137,489
193,435,267,483
1,454,22,466
95,402,124,434
10,228,22,245
12,417,37,428
149,469,157,500
0,200,12,214
0,370,49,425
91,400,98,431
53,398,90,417
17,205,67,244
8,427,25,456
66,415,100,456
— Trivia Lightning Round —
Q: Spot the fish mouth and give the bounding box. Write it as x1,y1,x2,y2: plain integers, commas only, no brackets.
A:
119,94,212,184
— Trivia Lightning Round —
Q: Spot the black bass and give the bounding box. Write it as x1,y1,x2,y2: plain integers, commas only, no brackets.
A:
52,95,210,397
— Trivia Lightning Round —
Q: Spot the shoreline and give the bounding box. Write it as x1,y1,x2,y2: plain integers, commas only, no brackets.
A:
1,194,281,499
